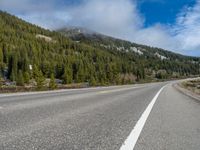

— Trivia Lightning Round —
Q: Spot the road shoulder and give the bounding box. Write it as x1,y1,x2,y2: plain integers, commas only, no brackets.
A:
134,84,200,150
173,83,200,101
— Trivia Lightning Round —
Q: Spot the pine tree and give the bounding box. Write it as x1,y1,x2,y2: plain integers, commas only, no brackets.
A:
0,47,3,77
63,65,73,84
0,47,3,67
89,76,96,86
76,67,85,83
10,54,18,81
35,68,45,89
76,61,85,83
2,44,8,64
24,72,30,84
16,70,24,86
115,74,121,85
49,73,57,89
0,81,2,89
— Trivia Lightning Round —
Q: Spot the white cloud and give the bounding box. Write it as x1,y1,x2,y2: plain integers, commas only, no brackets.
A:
66,0,143,38
0,0,69,29
18,13,70,29
133,24,181,50
0,0,55,13
174,0,200,52
0,0,200,56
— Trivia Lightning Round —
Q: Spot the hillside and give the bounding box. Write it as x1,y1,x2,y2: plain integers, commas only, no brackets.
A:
0,11,199,89
59,27,200,63
59,27,200,77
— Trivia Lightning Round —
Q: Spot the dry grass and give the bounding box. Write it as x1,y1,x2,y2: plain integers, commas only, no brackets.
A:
181,79,200,95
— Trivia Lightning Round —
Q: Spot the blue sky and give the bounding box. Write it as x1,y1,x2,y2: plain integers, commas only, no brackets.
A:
0,0,200,56
139,0,196,26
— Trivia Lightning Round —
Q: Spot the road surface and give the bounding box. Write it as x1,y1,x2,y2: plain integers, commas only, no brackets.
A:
0,82,200,150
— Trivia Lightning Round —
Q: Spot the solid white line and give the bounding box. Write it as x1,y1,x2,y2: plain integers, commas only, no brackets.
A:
120,85,166,150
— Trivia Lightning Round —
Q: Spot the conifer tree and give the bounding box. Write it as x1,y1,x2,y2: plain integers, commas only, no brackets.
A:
90,76,96,86
24,72,30,84
76,61,85,83
34,67,45,89
17,70,24,86
0,47,3,67
49,73,57,89
10,54,18,81
63,65,73,84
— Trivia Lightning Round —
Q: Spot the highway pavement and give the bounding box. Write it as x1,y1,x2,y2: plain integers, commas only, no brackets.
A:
0,81,199,150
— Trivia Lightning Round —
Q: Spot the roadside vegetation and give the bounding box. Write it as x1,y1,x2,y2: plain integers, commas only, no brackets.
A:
181,79,200,95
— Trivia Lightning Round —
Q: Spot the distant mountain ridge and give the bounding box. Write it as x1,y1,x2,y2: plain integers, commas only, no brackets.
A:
58,27,200,61
57,26,110,41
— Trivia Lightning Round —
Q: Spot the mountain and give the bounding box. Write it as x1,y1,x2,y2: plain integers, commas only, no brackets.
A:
57,27,109,41
58,27,98,39
0,11,199,88
58,27,199,61
59,27,200,75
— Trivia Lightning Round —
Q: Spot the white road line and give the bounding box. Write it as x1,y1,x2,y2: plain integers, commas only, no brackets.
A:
120,85,166,150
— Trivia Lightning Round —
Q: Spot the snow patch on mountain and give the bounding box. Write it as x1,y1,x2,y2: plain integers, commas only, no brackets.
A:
154,52,168,60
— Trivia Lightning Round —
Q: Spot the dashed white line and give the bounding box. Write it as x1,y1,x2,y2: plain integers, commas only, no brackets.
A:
120,85,166,150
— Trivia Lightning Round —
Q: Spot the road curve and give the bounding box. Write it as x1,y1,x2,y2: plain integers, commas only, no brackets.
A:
0,82,199,150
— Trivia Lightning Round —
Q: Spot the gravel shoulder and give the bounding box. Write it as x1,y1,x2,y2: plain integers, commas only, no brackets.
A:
173,82,200,101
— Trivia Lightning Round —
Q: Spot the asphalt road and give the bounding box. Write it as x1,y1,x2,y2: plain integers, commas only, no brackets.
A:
0,81,199,150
